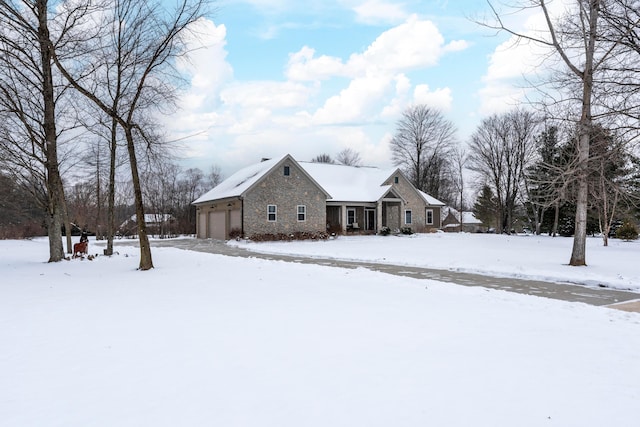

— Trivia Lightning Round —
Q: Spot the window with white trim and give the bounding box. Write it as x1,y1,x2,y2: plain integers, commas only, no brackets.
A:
426,208,434,225
347,208,356,225
267,205,277,222
297,205,306,222
405,209,412,225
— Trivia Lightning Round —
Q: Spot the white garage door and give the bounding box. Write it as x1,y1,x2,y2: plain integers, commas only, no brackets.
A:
208,211,226,240
198,212,207,238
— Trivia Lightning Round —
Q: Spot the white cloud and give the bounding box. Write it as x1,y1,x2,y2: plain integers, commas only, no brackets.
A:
286,47,347,81
354,15,447,73
350,0,409,25
413,84,453,111
312,73,393,124
443,39,469,53
297,15,468,125
176,19,233,111
477,1,568,115
286,15,467,82
220,81,315,109
169,13,471,175
380,73,411,118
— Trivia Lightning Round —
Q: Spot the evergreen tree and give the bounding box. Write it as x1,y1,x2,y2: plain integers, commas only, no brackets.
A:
525,126,565,235
473,185,498,231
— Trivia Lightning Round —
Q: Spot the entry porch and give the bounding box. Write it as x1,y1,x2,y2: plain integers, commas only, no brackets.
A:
325,198,403,235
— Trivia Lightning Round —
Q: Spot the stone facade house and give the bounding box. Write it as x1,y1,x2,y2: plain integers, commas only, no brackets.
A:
192,154,444,240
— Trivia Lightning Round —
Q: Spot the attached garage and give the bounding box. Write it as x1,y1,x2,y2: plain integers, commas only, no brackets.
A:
194,197,243,241
197,212,207,238
208,211,226,240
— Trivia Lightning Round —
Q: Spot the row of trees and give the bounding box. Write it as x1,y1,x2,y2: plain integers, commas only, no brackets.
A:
312,148,363,166
469,113,639,242
389,103,639,243
65,162,222,238
0,0,210,269
482,0,640,265
390,0,640,265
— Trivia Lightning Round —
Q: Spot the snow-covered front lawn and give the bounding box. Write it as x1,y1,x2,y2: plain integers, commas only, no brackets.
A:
232,232,640,291
1,236,639,426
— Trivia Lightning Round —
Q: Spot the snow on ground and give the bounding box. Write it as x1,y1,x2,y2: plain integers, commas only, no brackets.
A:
231,232,640,291
1,236,640,427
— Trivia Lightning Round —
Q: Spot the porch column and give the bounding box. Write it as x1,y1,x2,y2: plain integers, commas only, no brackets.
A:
341,204,348,235
377,201,383,233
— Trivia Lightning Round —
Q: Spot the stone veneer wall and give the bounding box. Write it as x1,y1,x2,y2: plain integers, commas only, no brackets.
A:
243,160,327,237
383,173,441,232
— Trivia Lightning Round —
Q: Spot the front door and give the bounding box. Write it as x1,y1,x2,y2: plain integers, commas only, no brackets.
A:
365,208,376,231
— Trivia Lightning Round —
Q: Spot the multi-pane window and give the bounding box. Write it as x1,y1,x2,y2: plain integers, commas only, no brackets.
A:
284,166,290,176
347,208,356,225
405,209,412,225
297,205,306,222
267,205,277,222
426,209,434,225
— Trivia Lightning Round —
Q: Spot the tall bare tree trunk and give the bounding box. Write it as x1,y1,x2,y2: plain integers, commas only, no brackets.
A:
569,0,599,266
105,117,118,256
37,0,65,262
124,126,153,270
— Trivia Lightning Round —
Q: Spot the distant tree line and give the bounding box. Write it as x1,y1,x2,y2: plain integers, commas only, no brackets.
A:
0,161,222,240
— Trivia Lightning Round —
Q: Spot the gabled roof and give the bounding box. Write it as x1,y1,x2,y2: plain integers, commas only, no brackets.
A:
418,190,445,206
193,154,443,206
193,155,298,204
441,206,482,224
121,213,174,229
298,162,396,203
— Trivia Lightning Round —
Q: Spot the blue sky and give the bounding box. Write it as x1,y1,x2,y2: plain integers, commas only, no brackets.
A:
166,0,551,176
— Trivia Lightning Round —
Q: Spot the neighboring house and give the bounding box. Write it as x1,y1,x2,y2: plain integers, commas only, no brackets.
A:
440,206,484,233
119,213,175,237
192,154,445,240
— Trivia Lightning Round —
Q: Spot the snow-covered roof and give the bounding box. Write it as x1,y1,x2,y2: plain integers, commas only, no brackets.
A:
131,214,174,223
298,162,395,203
193,155,287,204
441,206,482,224
418,190,445,206
121,213,174,228
462,212,482,224
193,154,443,206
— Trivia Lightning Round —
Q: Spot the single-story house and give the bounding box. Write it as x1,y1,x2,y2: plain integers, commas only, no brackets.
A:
119,213,175,237
192,154,445,240
441,206,484,233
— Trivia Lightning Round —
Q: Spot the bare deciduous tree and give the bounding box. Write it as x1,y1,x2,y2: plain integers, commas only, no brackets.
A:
468,109,539,234
312,153,335,164
0,0,76,262
336,148,362,166
206,165,223,189
484,0,626,265
52,0,210,270
390,105,456,199
450,146,468,231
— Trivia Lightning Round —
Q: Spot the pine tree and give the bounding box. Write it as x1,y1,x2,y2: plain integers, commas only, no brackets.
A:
473,185,498,232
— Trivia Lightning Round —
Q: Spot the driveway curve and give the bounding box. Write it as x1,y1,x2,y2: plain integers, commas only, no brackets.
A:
143,238,640,311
